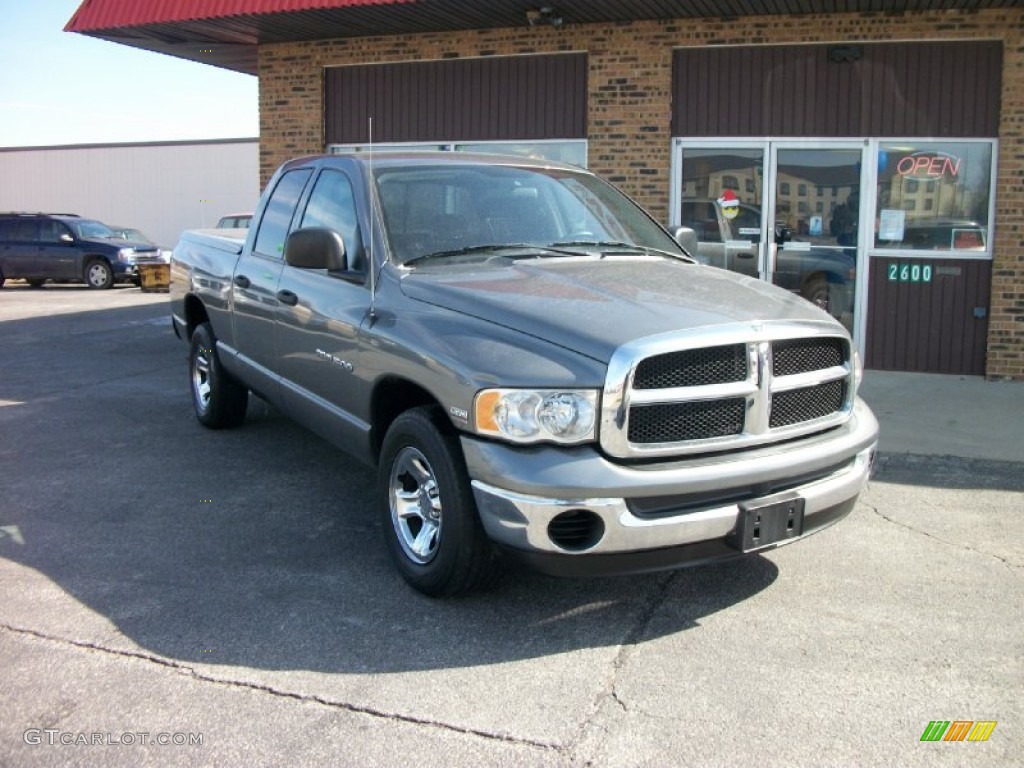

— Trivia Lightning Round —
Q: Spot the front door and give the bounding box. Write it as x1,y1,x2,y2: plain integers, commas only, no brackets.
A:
673,140,867,339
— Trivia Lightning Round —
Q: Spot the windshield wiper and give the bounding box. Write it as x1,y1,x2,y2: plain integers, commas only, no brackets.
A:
549,240,694,262
404,243,579,266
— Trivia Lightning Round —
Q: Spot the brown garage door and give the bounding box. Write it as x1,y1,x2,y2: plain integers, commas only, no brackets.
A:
672,41,1001,138
326,53,587,145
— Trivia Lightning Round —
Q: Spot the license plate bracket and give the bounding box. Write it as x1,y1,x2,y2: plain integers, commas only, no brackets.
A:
729,496,805,552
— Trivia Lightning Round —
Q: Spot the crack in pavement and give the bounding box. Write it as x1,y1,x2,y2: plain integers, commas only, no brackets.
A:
0,623,562,755
566,572,677,755
865,501,1022,572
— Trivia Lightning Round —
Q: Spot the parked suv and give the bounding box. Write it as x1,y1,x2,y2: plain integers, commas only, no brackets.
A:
0,213,160,289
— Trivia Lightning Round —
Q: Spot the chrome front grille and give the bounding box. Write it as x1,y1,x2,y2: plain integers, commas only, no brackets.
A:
627,399,747,443
769,379,847,428
633,344,747,389
772,337,844,377
600,324,855,458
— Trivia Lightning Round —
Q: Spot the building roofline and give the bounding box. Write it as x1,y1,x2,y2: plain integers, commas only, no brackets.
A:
65,0,1022,75
0,137,259,153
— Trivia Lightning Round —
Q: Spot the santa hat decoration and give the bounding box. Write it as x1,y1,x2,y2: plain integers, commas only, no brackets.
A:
718,189,740,219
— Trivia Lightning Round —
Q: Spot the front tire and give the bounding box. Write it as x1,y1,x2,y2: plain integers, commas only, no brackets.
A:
801,274,831,315
189,322,248,429
84,259,113,289
378,407,499,597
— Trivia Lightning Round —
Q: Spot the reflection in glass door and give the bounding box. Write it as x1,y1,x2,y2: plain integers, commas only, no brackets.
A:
674,140,866,337
768,145,863,333
675,145,766,280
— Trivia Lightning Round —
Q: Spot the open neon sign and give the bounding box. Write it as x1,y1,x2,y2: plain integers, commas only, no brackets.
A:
896,151,961,181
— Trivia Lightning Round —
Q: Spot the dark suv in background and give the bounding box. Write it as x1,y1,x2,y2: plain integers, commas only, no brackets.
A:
0,213,161,289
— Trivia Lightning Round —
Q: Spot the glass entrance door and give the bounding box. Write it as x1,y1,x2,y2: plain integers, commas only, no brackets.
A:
768,144,864,333
673,140,867,337
674,144,767,280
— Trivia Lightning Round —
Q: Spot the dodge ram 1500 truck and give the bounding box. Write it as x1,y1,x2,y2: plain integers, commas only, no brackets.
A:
171,152,878,596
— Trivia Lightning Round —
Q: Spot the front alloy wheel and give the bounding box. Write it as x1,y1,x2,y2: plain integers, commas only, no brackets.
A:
389,447,443,564
378,407,499,596
85,260,113,289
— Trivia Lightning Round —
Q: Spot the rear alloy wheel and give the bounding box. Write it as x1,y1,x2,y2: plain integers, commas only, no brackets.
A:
379,407,499,597
84,260,113,289
189,322,248,429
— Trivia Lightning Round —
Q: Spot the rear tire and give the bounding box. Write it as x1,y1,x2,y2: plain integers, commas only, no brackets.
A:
84,259,113,289
26,279,46,288
378,407,500,597
189,322,248,429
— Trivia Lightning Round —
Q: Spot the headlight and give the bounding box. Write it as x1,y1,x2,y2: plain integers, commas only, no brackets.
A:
117,247,137,263
474,389,598,444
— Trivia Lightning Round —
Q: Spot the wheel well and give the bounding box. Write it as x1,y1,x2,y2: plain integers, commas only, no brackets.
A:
801,270,829,287
370,377,444,458
183,294,210,340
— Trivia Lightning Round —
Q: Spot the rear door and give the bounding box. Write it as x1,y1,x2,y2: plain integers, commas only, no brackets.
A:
0,218,42,278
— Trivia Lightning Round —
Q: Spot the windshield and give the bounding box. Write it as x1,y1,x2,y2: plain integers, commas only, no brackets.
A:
118,228,153,243
74,219,115,239
373,164,683,265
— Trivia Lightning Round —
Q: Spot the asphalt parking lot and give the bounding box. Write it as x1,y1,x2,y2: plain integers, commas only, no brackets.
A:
1,283,1021,767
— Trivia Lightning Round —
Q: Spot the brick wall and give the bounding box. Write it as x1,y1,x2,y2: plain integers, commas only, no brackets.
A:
258,9,1024,379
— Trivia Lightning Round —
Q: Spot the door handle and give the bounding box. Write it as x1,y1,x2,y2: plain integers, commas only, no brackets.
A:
276,289,298,306
233,274,251,289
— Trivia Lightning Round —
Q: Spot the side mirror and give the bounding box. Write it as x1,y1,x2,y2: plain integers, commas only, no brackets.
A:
670,225,699,258
284,227,347,271
775,224,792,245
60,233,74,243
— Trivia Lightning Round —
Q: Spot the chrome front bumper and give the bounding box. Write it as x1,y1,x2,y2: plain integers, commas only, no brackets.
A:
465,398,877,564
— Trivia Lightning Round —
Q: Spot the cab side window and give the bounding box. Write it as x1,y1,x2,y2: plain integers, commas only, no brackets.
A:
299,169,365,271
39,220,71,243
253,169,313,259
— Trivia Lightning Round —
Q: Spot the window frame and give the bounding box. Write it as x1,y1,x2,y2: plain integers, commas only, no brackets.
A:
252,168,314,261
867,137,997,260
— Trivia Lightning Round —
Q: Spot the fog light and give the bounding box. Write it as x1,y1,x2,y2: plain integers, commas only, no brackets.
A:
547,510,605,552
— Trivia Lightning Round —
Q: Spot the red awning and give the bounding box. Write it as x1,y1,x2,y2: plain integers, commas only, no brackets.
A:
64,0,1019,76
65,0,409,32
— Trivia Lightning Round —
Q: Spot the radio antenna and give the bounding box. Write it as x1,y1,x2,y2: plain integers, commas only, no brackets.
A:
368,116,379,321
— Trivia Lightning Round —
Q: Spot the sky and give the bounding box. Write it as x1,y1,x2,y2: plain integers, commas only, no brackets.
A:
0,1,259,147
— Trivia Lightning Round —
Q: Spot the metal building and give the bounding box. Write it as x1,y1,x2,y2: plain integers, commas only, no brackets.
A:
0,138,258,249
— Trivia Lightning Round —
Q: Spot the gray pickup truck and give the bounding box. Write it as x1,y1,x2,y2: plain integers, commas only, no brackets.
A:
171,153,878,596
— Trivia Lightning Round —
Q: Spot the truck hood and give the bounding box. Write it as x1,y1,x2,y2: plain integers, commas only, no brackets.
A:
90,237,160,253
399,255,837,362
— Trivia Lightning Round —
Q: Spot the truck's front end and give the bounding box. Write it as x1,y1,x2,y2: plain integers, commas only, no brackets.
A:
464,320,876,575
